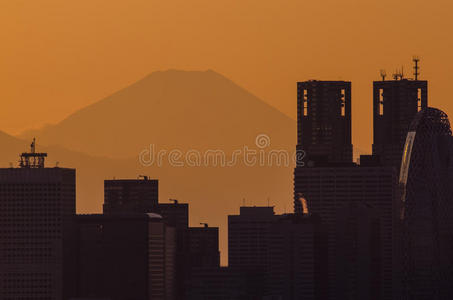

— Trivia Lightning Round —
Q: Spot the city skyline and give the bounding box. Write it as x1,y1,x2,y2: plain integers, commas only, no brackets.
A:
0,67,450,268
1,72,452,298
2,1,453,298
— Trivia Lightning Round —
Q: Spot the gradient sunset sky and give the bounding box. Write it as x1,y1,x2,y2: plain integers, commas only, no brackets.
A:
1,0,452,152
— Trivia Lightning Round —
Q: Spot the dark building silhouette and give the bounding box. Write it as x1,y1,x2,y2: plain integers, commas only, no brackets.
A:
157,200,189,229
335,202,381,300
297,80,352,165
265,213,327,300
295,78,400,300
228,207,327,300
0,142,76,300
228,206,276,270
103,177,158,213
372,78,428,171
75,213,176,300
294,161,398,300
185,267,265,300
399,107,453,300
182,225,224,299
154,201,189,299
184,225,220,270
103,178,189,299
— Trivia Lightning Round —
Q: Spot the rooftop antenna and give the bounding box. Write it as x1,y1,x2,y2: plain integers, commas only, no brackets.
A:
392,70,399,80
400,66,404,79
31,138,36,153
380,69,387,81
413,56,420,80
19,138,47,168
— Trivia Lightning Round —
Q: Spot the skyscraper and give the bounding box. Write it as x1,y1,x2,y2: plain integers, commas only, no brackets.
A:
372,78,428,171
266,213,327,300
103,178,189,299
294,164,398,300
184,224,220,270
399,107,453,299
228,206,276,270
0,142,76,299
297,80,352,166
74,213,176,300
295,76,402,299
103,177,158,213
335,202,381,300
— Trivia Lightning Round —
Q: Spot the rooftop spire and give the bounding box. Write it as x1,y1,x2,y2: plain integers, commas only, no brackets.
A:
19,138,47,168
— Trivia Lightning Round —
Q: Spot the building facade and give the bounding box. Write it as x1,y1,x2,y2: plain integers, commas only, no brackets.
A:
297,80,352,165
75,213,176,300
399,108,453,300
0,149,76,299
266,214,327,300
294,164,398,300
335,202,381,300
372,79,428,171
228,206,276,270
103,178,158,213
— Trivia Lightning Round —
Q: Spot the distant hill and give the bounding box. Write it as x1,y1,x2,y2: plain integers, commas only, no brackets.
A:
12,71,297,264
21,70,296,158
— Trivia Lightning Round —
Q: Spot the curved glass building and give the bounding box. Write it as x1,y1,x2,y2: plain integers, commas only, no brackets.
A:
399,107,453,300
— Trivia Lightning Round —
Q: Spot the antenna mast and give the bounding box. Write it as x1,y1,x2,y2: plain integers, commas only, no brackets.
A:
19,138,47,168
413,56,420,80
393,70,399,80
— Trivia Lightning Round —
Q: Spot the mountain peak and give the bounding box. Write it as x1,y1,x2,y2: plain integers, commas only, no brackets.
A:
20,70,295,158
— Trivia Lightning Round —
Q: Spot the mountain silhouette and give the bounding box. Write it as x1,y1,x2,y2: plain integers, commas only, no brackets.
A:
21,70,295,158
13,70,297,264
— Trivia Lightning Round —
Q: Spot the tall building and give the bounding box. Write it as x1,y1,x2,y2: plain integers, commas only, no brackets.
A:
399,107,453,299
156,200,189,229
335,202,381,300
294,163,398,300
103,178,189,299
0,142,76,299
228,207,327,300
266,214,328,300
75,213,176,300
183,225,222,299
103,177,158,213
297,80,352,165
372,78,428,171
295,78,401,299
184,225,220,270
228,206,276,270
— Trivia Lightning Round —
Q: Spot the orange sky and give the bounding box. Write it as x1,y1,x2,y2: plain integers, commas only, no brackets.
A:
1,0,453,153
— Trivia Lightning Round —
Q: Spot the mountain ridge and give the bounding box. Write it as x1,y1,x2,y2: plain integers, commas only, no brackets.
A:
20,69,296,158
11,70,297,264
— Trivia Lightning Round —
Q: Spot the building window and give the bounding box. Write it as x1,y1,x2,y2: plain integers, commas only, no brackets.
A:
379,88,384,115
